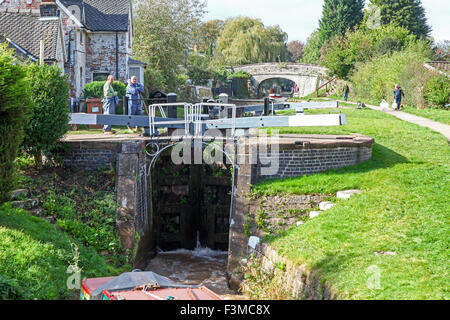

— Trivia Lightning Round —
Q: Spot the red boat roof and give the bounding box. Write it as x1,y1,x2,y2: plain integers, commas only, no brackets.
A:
108,287,222,301
82,277,116,294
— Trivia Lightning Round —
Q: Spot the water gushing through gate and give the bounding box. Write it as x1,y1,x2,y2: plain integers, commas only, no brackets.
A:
145,232,236,296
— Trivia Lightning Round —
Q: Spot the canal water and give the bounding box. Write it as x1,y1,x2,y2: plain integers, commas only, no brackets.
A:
145,246,239,297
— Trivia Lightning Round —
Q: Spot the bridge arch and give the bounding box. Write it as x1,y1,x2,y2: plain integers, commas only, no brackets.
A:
232,63,329,98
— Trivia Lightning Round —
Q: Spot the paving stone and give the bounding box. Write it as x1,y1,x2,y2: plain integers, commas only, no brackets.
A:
309,211,321,219
12,199,39,210
319,201,336,211
248,236,260,249
11,189,28,200
336,190,363,199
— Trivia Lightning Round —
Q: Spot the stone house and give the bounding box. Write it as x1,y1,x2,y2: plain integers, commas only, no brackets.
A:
0,0,146,100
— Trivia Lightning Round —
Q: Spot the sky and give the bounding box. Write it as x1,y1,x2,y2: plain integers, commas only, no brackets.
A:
203,0,450,43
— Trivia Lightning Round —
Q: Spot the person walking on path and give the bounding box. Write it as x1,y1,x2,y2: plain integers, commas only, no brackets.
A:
343,84,350,102
102,75,119,134
126,76,145,132
393,84,405,111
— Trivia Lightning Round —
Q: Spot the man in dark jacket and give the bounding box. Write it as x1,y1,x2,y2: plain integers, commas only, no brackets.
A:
126,76,145,132
393,84,405,111
343,84,350,102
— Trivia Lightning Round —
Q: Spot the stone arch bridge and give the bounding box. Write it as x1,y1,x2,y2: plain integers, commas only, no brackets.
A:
231,63,329,98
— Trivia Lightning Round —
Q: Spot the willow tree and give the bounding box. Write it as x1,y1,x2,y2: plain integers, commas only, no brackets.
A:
216,17,288,66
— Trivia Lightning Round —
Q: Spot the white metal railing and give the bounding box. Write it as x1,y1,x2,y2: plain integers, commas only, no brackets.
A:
148,102,238,137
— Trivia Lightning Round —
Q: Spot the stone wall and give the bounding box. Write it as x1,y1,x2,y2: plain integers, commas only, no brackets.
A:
85,32,129,83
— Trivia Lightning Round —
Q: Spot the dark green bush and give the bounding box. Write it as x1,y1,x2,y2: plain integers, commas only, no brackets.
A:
0,274,29,300
84,80,126,99
0,44,30,203
424,74,450,109
21,64,70,167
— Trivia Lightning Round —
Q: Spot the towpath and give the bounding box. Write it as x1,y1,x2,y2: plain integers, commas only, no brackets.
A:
336,100,450,141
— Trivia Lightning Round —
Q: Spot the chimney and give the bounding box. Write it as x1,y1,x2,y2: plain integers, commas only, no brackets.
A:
40,0,59,18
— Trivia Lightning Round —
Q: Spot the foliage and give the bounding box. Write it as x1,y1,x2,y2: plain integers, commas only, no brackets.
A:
84,80,126,99
133,0,206,92
230,70,250,79
301,30,322,64
424,74,450,109
321,24,422,79
192,19,225,56
21,64,69,167
318,0,365,46
187,53,213,86
0,274,29,300
241,255,292,300
351,43,432,105
286,40,304,62
42,184,121,255
0,203,120,300
368,0,432,38
216,17,288,66
0,44,30,203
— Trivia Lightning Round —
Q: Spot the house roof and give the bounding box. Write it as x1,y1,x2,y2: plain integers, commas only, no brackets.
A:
0,12,59,61
60,0,130,32
128,57,147,66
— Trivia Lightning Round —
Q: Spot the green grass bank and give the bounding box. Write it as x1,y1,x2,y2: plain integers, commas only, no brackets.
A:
252,107,449,299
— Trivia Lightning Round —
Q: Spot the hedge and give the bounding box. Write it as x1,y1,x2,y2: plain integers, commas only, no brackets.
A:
84,80,126,99
21,63,70,167
0,44,30,203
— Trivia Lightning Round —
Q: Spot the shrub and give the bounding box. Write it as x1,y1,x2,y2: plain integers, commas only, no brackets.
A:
0,274,29,300
0,44,31,203
351,44,432,106
321,24,419,79
84,80,126,99
424,74,450,109
21,64,70,167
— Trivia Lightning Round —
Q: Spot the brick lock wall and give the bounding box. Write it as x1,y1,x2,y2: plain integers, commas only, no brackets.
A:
61,141,121,170
258,146,373,180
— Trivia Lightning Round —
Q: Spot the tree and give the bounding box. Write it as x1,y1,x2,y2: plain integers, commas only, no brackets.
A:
133,0,206,91
433,40,450,61
368,0,432,38
301,30,322,64
0,43,30,203
287,40,304,62
187,52,213,86
318,0,365,46
216,17,288,66
320,24,420,79
193,19,225,56
22,64,70,168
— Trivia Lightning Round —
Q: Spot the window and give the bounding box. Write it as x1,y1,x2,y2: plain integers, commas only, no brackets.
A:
129,67,141,83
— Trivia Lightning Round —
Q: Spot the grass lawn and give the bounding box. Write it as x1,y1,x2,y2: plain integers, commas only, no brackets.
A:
401,106,450,125
0,203,123,300
254,107,449,299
